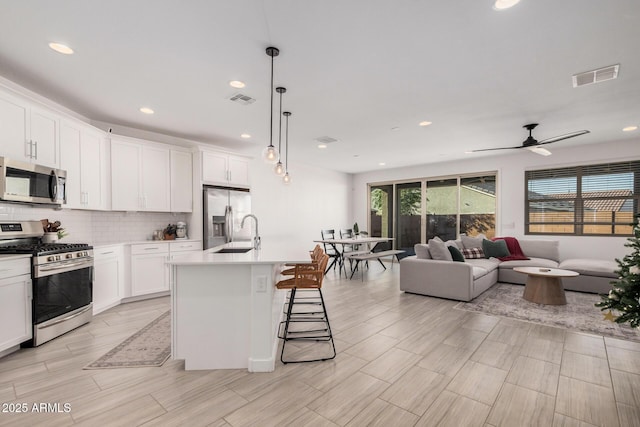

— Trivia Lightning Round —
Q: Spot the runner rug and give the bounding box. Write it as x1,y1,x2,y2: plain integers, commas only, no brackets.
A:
455,283,640,342
84,310,171,369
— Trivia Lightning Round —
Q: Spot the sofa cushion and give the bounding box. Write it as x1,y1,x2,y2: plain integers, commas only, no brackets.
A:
467,258,500,272
446,239,464,250
428,239,452,261
461,234,486,249
471,266,490,279
462,247,485,259
482,239,510,258
448,245,465,262
558,259,618,278
519,240,560,263
499,257,559,269
415,244,431,259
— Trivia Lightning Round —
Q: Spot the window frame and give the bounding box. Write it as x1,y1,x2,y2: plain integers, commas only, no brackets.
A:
524,160,640,236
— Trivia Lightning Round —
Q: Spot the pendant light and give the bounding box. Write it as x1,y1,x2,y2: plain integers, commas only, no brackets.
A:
274,87,286,176
262,47,280,163
282,111,292,184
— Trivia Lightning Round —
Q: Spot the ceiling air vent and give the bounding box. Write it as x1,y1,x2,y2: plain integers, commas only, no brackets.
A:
315,136,339,144
228,92,256,105
572,64,619,88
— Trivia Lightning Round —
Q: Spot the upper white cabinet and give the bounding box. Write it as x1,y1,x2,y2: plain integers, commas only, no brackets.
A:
111,137,171,212
202,151,250,188
0,91,59,168
60,120,106,210
171,149,193,212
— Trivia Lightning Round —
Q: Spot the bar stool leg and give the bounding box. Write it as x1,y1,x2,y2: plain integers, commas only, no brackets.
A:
280,287,297,364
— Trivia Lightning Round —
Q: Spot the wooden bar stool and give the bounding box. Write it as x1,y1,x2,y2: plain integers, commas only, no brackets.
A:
276,254,336,364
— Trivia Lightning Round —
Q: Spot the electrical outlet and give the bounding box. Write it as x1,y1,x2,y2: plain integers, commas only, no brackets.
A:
256,276,267,292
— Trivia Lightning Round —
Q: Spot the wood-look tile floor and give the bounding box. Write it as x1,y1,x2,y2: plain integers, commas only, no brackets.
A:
1,265,640,426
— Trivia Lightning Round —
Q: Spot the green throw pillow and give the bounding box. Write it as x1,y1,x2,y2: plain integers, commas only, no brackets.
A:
447,245,465,262
482,239,511,258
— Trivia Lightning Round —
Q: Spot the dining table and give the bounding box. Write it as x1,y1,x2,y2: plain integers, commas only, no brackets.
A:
314,236,395,277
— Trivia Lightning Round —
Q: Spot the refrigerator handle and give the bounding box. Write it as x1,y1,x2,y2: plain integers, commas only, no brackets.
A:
225,205,233,243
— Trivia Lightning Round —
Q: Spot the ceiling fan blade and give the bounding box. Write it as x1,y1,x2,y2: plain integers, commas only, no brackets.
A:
537,130,590,145
470,145,523,153
525,146,552,156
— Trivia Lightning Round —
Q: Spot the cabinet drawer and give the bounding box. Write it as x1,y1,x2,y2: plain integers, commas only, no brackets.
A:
169,241,202,253
131,243,169,255
0,258,31,280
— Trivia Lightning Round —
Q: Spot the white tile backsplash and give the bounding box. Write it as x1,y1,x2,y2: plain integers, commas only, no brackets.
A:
0,202,187,245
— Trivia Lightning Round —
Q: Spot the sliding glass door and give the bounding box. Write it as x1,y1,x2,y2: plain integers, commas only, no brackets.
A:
395,182,422,250
370,184,393,238
425,178,458,241
460,175,496,238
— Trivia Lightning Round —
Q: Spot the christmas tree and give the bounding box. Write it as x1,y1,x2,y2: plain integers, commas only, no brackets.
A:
596,214,640,328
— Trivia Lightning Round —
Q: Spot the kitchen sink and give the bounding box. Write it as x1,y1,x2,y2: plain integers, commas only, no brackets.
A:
215,248,253,254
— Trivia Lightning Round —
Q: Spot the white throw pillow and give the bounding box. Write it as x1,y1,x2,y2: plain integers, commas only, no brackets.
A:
461,234,486,249
427,239,453,261
414,244,431,259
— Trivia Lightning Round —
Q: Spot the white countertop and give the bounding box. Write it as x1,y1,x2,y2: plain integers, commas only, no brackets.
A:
167,241,310,265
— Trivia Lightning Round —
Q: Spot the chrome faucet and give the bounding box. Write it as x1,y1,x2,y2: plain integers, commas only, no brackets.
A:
241,214,261,249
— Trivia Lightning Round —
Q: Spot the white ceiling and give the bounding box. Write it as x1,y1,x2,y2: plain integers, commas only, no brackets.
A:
1,0,639,174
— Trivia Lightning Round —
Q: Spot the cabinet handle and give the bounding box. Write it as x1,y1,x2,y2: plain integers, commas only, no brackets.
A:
99,251,114,255
144,247,160,250
25,140,32,158
33,140,38,159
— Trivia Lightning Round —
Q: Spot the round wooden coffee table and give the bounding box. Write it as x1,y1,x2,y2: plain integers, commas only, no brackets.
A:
513,267,579,305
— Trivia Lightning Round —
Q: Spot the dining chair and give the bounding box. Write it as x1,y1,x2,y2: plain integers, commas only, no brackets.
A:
275,254,335,364
321,229,341,273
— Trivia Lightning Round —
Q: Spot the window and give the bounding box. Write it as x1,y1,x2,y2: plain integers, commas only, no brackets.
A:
525,161,640,236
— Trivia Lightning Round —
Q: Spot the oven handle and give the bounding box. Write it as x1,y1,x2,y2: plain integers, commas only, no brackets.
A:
38,259,93,272
38,305,93,329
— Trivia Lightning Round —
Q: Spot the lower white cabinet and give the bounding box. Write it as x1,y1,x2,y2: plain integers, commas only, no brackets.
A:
130,243,170,296
93,246,123,314
169,240,202,260
0,257,32,353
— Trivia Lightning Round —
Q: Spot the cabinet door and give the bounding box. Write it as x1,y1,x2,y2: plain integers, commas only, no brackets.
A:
0,275,32,352
111,139,142,211
141,145,170,212
0,92,29,161
93,252,120,314
30,107,59,168
59,121,83,208
131,252,169,296
228,156,250,187
81,130,103,209
201,151,228,184
170,150,193,212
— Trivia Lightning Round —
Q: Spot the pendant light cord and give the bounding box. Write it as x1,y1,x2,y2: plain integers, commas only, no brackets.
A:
278,90,283,155
269,54,274,148
285,112,289,170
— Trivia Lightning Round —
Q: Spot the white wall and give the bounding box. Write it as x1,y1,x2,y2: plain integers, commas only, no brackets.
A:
352,138,639,261
246,148,353,248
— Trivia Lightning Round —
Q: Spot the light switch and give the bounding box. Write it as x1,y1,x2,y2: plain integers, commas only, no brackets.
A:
256,276,267,292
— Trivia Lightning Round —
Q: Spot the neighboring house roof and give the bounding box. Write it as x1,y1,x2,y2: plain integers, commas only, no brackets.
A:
529,190,634,212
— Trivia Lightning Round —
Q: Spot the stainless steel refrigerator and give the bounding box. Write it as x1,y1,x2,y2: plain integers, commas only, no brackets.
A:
203,186,252,250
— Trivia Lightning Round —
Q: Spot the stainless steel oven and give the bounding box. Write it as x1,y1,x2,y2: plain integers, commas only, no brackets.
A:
32,248,93,346
0,157,66,205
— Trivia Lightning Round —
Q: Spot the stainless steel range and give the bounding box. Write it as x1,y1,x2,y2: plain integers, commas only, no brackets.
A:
0,221,93,346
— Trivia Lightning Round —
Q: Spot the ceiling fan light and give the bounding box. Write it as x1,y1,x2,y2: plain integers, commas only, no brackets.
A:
622,126,638,132
493,0,520,10
527,146,552,156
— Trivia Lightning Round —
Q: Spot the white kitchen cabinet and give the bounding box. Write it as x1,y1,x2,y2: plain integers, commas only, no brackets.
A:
111,137,170,212
0,257,32,353
60,120,105,210
170,149,193,212
93,246,123,314
0,90,58,168
169,240,202,261
130,243,170,296
202,151,250,188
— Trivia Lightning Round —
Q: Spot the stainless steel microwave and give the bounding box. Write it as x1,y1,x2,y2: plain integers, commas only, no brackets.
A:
0,157,66,206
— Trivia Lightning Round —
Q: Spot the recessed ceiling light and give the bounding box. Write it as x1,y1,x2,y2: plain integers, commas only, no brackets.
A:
493,0,520,10
622,126,638,132
379,162,386,166
317,144,328,149
48,42,74,55
240,133,251,139
229,80,246,89
139,107,154,115
419,121,432,127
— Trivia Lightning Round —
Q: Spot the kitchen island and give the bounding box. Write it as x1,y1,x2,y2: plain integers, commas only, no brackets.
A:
167,241,310,372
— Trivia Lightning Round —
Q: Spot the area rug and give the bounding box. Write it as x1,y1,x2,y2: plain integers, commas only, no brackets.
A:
84,311,171,369
455,284,640,342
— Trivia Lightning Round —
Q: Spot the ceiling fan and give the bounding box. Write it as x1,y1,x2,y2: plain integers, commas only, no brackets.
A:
472,123,590,156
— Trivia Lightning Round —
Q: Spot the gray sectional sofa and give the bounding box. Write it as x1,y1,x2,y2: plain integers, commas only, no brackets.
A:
399,238,618,301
